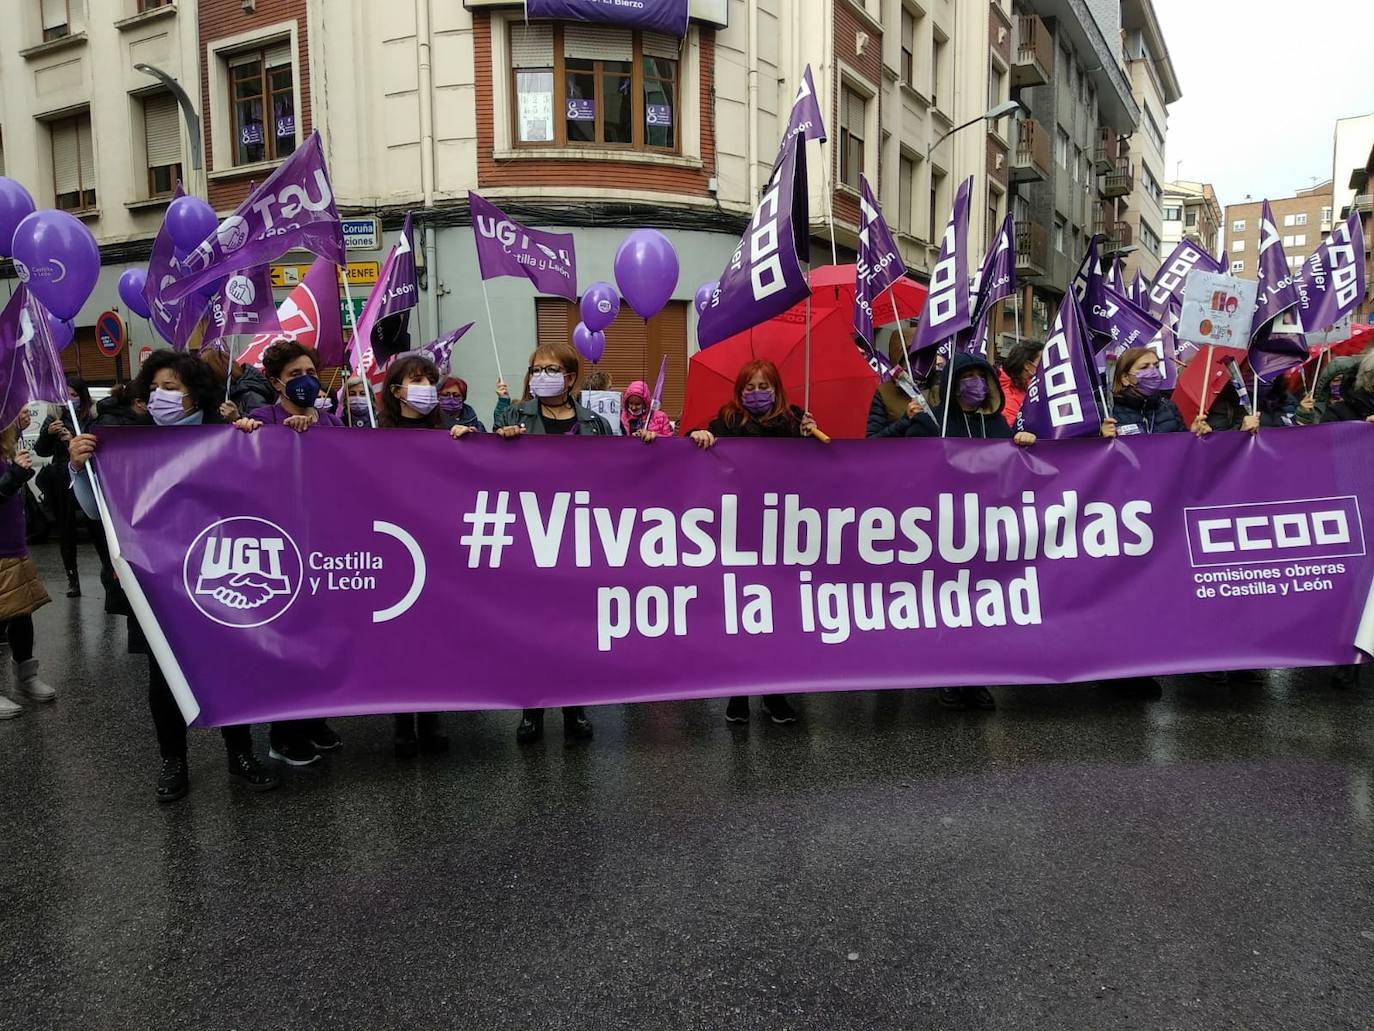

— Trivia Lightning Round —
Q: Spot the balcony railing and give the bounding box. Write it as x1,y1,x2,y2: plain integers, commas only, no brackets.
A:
1093,127,1117,174
1103,221,1134,255
1012,14,1052,88
1102,157,1134,198
1015,221,1049,278
1011,118,1051,184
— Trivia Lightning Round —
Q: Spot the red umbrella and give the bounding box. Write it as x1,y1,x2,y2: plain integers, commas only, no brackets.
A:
681,303,879,440
805,264,929,324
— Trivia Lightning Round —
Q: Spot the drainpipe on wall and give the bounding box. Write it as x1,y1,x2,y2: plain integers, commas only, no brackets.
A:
747,0,760,203
417,0,441,338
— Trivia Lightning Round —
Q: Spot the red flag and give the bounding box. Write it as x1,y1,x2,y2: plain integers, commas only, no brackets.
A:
1172,347,1230,427
237,258,342,368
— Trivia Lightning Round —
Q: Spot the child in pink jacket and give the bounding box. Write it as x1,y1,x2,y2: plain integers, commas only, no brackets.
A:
620,380,674,439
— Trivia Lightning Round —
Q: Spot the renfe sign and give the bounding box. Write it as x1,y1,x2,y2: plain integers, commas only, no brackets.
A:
524,0,691,36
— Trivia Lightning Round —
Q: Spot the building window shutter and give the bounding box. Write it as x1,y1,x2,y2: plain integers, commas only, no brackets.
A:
264,43,293,70
51,119,80,197
76,116,95,193
564,25,633,62
41,0,67,31
642,32,679,60
144,94,180,168
511,23,554,68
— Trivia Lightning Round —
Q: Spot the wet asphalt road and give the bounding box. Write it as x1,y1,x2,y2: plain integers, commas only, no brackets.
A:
1,543,1372,1030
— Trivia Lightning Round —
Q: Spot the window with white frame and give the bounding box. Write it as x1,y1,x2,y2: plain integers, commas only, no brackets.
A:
1283,213,1295,227
1282,235,1294,247
1295,212,1308,226
1140,221,1161,254
898,153,915,235
1232,239,1245,252
1054,215,1065,253
839,86,866,190
142,92,182,199
40,0,71,42
1232,219,1246,232
1321,206,1332,225
1231,260,1245,273
228,43,298,166
1294,233,1306,247
900,7,917,88
50,111,95,212
1055,127,1069,169
1163,206,1182,221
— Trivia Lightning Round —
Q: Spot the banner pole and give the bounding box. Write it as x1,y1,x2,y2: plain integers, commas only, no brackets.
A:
939,343,955,438
340,270,378,428
223,339,236,403
1197,342,1216,426
804,276,813,414
479,278,506,386
889,290,914,380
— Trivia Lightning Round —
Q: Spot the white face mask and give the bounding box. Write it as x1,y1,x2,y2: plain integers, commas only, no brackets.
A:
403,383,439,415
530,371,567,398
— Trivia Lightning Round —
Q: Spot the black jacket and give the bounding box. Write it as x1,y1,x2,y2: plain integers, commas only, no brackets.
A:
906,353,1012,439
1110,390,1186,434
230,367,274,417
708,405,806,438
497,397,614,436
1322,388,1374,423
33,410,82,464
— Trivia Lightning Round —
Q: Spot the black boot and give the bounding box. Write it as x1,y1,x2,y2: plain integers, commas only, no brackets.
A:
563,706,593,742
417,712,450,753
65,572,81,598
394,714,419,758
226,751,280,791
516,708,545,744
156,756,189,803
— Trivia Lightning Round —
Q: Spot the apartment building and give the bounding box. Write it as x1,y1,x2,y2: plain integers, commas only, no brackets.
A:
1118,0,1177,283
1340,138,1373,325
1160,180,1220,256
1224,182,1333,281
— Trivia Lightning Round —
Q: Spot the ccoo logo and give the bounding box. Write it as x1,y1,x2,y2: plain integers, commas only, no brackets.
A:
183,516,303,628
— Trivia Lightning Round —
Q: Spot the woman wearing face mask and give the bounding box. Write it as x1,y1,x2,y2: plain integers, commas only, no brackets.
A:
233,341,341,433
439,377,487,433
340,376,373,428
688,359,817,726
66,351,279,801
0,415,57,720
1107,347,1209,437
997,342,1044,429
904,352,1036,445
200,346,275,423
377,354,469,757
491,341,610,744
620,380,672,440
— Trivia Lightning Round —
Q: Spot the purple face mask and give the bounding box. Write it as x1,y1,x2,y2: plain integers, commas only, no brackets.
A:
957,375,988,408
439,395,465,413
1133,364,1166,396
742,389,774,414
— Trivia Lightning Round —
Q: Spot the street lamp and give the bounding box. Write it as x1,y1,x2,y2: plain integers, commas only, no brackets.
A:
927,100,1023,160
133,62,203,172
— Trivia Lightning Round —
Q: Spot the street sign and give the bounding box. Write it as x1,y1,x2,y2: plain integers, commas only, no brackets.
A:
95,311,126,357
340,298,366,325
270,262,381,288
269,264,302,288
343,217,380,251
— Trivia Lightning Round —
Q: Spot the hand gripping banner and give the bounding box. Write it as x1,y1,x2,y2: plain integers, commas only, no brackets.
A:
92,427,1374,726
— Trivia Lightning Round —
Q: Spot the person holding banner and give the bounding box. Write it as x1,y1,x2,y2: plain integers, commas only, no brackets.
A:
200,348,274,423
67,352,280,800
905,353,1035,445
1108,347,1201,436
620,380,672,441
439,377,487,433
1321,350,1374,425
1203,384,1261,434
341,376,372,428
0,415,57,720
34,376,99,598
867,331,929,439
996,344,1044,429
488,341,609,744
234,341,343,432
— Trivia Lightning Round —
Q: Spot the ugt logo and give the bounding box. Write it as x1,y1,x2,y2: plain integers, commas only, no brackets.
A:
182,517,303,628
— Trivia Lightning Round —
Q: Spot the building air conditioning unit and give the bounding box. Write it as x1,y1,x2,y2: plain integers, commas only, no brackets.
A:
856,31,869,56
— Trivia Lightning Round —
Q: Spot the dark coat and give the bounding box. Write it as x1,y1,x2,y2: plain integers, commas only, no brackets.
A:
443,403,487,433
1321,387,1374,423
495,397,614,436
230,366,274,416
708,405,806,439
905,353,1012,439
1110,390,1186,434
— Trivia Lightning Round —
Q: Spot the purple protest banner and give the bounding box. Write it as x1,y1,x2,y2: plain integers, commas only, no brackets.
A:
0,286,65,430
1084,278,1162,362
202,265,281,348
1251,200,1303,336
348,212,419,375
959,214,1016,356
525,0,690,37
1130,270,1147,309
781,65,827,150
145,183,186,346
166,132,345,303
698,133,810,348
911,177,972,353
469,192,577,300
854,174,906,347
1148,240,1225,320
92,424,1374,727
1016,291,1103,440
1294,211,1367,334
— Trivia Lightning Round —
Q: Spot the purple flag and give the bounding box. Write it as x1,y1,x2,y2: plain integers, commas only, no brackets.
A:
167,134,344,303
348,213,419,376
1148,240,1225,320
0,287,66,431
1017,291,1102,439
1077,249,1162,363
202,266,281,348
416,323,474,376
1105,257,1124,294
1293,211,1367,334
1130,270,1147,308
470,192,577,300
524,0,690,37
1251,200,1303,336
854,174,906,346
782,65,828,149
172,294,210,353
912,176,972,353
697,133,810,349
649,353,669,414
960,214,1016,355
145,182,186,346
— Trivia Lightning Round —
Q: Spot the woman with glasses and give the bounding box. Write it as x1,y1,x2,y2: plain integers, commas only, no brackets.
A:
490,340,612,744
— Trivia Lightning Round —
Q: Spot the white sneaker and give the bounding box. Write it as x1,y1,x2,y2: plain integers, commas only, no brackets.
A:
0,695,21,719
14,659,56,703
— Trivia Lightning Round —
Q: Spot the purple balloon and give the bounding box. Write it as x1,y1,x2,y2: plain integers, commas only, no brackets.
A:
0,178,36,259
118,268,152,319
694,281,717,315
613,229,680,320
572,322,606,364
48,314,75,352
166,195,218,254
580,282,621,333
10,210,101,321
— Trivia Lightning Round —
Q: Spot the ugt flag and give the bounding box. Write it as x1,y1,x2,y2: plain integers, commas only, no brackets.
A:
959,214,1016,355
1017,290,1102,440
854,174,906,347
238,258,343,369
0,286,66,431
145,182,186,346
470,193,577,300
166,132,345,303
911,176,972,353
202,266,280,350
348,212,419,378
697,132,811,348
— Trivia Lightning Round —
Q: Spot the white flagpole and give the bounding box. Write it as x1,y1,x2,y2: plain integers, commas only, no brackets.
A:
479,278,506,387
939,344,955,438
889,291,914,379
804,270,813,413
339,271,378,428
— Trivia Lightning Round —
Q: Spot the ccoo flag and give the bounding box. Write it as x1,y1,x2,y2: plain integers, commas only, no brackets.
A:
854,174,906,347
1016,290,1102,440
781,65,828,151
959,214,1016,355
469,192,577,299
1250,199,1303,336
911,177,973,353
166,133,345,302
1147,240,1225,320
347,213,419,378
1293,211,1366,335
697,132,811,348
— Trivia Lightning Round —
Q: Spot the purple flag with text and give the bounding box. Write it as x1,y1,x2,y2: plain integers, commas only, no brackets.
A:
348,212,419,376
1147,240,1225,320
145,182,186,346
1017,290,1103,440
959,214,1016,355
911,177,972,353
697,133,811,348
524,0,690,37
0,287,65,431
854,174,906,347
781,65,828,152
202,266,281,349
1251,200,1303,336
166,133,345,302
469,193,577,300
417,323,474,376
1294,211,1367,334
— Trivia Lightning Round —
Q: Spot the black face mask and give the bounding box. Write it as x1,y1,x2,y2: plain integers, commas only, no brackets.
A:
283,374,321,409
